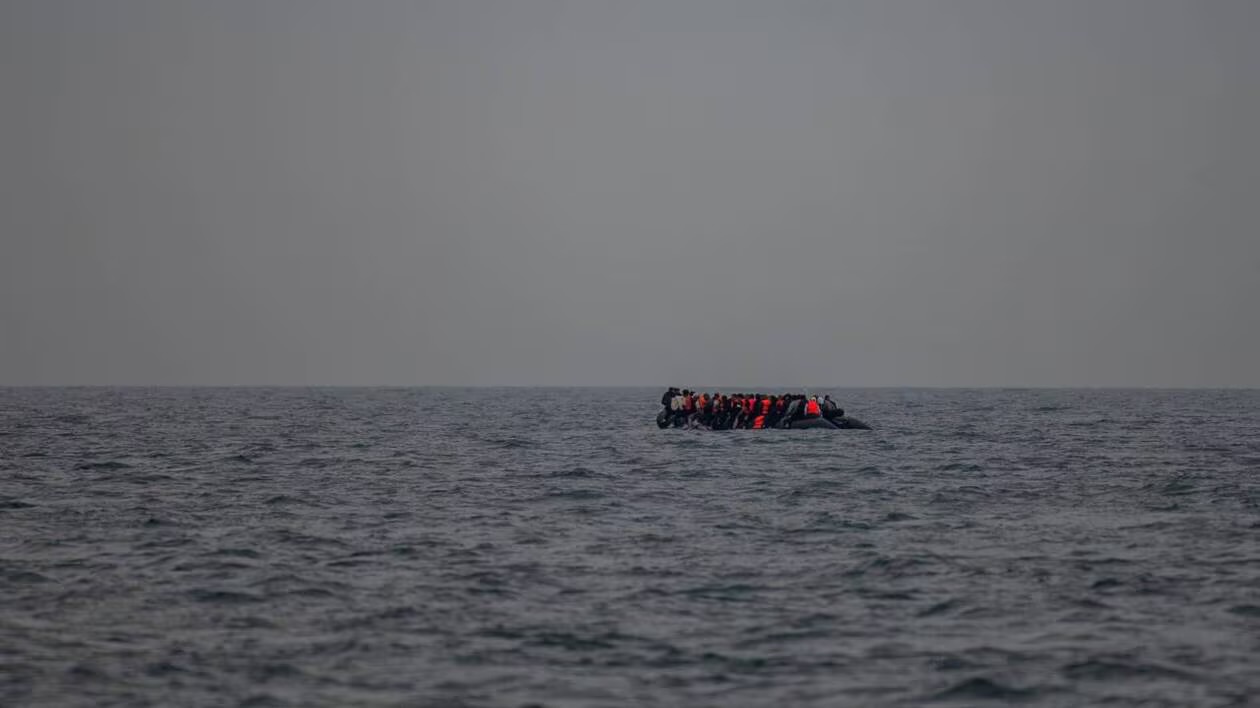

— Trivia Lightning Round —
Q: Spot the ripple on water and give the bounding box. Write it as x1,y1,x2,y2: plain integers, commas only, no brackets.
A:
927,676,1035,702
0,387,1257,707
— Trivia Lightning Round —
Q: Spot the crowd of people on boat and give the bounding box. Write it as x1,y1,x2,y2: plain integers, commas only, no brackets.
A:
658,387,844,429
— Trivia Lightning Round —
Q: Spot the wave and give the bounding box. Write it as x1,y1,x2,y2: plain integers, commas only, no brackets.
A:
928,676,1034,701
74,460,132,471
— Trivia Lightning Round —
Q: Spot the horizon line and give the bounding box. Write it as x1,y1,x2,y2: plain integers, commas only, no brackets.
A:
2,383,1258,391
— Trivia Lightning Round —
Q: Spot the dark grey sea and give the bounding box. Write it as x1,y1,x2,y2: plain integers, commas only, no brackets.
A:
1,387,1258,707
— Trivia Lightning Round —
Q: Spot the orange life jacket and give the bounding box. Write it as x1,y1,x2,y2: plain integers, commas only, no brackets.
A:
805,399,821,416
761,399,771,415
753,415,766,429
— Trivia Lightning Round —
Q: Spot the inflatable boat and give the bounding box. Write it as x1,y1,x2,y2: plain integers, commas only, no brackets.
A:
655,410,870,430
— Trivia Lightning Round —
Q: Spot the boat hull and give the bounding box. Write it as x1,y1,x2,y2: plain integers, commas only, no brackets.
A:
656,410,870,430
788,416,871,430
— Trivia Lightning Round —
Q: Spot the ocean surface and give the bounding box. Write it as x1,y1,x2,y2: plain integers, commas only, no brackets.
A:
1,387,1258,707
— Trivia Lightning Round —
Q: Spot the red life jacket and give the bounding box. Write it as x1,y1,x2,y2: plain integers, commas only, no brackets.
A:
805,399,822,416
760,399,771,415
753,415,766,429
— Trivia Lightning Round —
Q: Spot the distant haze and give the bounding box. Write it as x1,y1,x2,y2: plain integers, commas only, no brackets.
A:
3,0,1257,387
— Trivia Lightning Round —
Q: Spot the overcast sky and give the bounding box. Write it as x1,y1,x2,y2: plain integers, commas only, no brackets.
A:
2,0,1257,386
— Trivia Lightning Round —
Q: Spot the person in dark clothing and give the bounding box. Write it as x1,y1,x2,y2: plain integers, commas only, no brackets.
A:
704,393,718,428
765,395,781,428
661,387,679,408
783,394,803,424
821,395,840,419
718,395,732,429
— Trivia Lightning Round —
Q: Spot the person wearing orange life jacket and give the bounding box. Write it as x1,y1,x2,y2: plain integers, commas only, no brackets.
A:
699,393,713,427
751,395,770,429
672,390,692,426
761,393,781,428
675,390,695,423
804,396,822,417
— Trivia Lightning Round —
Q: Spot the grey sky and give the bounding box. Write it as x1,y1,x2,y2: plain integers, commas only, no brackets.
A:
2,0,1257,386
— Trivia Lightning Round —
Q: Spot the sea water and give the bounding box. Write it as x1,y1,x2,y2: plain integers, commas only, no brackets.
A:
1,387,1257,706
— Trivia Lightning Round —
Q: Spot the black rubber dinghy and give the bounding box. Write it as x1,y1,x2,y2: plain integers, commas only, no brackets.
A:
656,410,870,430
786,416,871,430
